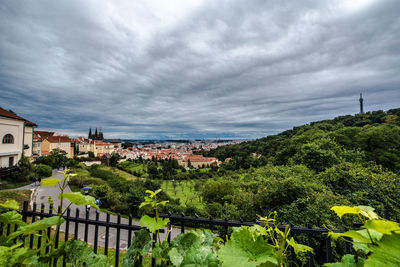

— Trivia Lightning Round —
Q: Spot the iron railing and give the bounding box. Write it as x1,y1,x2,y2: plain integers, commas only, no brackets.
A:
11,200,357,266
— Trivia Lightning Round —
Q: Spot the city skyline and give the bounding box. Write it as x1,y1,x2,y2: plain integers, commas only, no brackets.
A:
1,0,400,139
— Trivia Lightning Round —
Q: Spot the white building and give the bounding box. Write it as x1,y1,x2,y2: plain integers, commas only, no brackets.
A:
0,107,37,167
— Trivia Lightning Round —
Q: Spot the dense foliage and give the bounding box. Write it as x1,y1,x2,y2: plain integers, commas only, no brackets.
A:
204,108,400,173
68,109,400,229
69,164,170,217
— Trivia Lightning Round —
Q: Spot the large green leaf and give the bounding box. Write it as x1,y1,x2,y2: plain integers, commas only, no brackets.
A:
0,200,19,210
365,233,400,266
0,246,10,266
324,254,364,267
60,192,98,209
168,230,219,267
331,206,361,219
331,206,378,220
217,226,277,267
287,237,313,254
8,247,37,266
362,220,400,235
0,211,26,226
0,246,38,267
357,206,379,220
41,178,60,187
329,229,374,244
8,216,64,240
122,229,153,267
64,239,108,266
139,215,169,234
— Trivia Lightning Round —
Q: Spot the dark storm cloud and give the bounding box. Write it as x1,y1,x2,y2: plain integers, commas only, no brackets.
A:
1,0,399,139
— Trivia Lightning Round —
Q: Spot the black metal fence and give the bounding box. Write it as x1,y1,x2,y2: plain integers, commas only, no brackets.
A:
14,200,353,267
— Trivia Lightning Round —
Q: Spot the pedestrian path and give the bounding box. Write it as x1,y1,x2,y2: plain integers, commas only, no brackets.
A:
29,169,181,250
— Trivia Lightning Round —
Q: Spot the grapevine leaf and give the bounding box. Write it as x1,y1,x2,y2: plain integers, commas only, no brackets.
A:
353,240,370,254
139,215,169,234
123,229,153,267
287,237,314,254
64,239,108,266
8,216,64,240
154,189,162,195
60,192,99,209
365,233,400,266
0,211,26,226
157,200,169,207
0,246,10,266
324,254,364,266
357,206,379,220
331,206,361,219
328,229,373,244
41,178,60,187
153,241,170,259
217,226,278,267
362,220,400,235
331,206,379,220
248,224,268,237
169,230,218,267
9,247,37,266
0,200,19,210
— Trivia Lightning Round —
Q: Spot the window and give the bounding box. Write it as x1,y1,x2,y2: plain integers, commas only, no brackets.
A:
2,134,14,144
9,157,14,167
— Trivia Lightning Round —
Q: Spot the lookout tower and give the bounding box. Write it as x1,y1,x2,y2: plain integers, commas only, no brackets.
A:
359,93,364,114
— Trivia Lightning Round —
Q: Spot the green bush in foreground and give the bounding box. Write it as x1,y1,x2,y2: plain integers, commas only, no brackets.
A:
0,170,106,266
2,184,399,266
325,205,400,266
125,189,313,267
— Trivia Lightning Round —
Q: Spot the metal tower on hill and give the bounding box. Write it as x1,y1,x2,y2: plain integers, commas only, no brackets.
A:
359,93,364,114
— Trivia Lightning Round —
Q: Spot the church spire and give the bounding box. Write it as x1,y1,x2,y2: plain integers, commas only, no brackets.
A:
359,93,364,114
95,128,98,140
99,127,104,140
88,128,92,139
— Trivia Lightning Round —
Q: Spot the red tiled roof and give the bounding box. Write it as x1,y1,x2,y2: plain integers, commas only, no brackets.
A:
0,107,37,126
34,131,55,141
46,135,72,143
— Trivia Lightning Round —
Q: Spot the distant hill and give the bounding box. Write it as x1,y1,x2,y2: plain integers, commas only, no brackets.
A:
203,108,400,173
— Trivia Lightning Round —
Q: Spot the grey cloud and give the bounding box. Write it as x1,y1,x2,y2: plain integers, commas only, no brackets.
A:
1,0,400,139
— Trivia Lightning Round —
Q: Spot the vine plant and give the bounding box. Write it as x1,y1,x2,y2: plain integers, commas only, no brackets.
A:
124,189,314,267
0,169,108,266
325,205,400,266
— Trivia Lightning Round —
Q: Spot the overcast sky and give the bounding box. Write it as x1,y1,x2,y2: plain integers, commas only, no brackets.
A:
1,0,399,139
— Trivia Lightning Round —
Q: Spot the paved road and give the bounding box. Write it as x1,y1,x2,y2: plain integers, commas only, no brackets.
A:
28,170,181,250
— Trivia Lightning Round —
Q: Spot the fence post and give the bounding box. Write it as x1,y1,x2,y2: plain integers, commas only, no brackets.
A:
223,217,229,242
22,200,29,222
167,212,172,244
307,224,314,267
105,212,110,256
116,213,121,267
289,224,294,267
29,202,37,249
326,236,332,263
46,204,53,254
94,210,99,254
181,212,185,233
128,214,133,247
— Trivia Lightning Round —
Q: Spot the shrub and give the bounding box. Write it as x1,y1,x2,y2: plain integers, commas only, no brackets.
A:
35,163,52,178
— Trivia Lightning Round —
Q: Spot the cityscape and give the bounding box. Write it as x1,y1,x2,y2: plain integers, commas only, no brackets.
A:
1,0,400,266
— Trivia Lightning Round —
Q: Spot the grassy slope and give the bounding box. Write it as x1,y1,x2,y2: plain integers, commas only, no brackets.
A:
1,180,32,190
0,189,32,210
159,179,203,209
